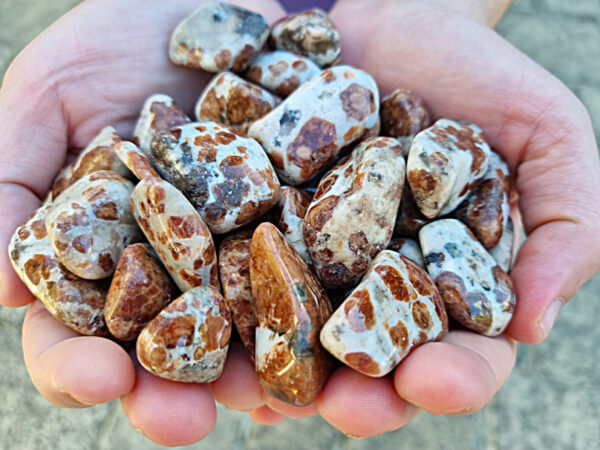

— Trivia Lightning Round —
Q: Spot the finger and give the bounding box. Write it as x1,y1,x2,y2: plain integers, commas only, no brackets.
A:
318,367,418,438
248,405,286,426
394,331,516,415
263,394,319,419
121,363,216,447
210,342,263,411
22,300,135,408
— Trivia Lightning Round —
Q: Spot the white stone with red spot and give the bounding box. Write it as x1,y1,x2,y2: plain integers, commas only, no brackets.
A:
149,121,281,234
136,286,231,382
169,2,269,73
269,8,340,67
248,65,380,185
8,205,108,335
114,141,160,181
407,119,491,218
273,186,313,264
244,50,321,97
419,219,515,337
490,217,515,273
320,250,448,377
388,238,425,269
133,94,191,154
45,171,141,280
195,72,281,133
303,137,405,288
130,177,220,292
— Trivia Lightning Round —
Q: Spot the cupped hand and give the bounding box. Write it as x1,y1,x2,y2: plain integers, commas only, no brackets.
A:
0,0,286,446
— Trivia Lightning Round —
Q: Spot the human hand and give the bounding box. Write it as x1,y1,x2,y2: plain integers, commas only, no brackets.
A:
290,0,598,437
0,0,287,446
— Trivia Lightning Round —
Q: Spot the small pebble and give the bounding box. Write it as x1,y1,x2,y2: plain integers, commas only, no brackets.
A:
388,238,425,268
273,186,313,264
114,141,160,180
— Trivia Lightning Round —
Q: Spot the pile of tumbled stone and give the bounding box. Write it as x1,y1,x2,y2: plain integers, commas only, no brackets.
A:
8,1,516,407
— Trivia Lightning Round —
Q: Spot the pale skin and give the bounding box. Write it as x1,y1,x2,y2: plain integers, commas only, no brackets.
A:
0,0,599,445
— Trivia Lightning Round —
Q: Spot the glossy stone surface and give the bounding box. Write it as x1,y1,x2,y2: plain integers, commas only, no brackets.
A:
245,50,321,97
105,243,175,341
393,185,430,238
248,65,379,185
130,177,219,292
490,217,515,273
218,230,256,364
303,137,405,288
380,89,431,149
136,286,231,382
273,186,312,264
388,238,425,269
320,250,448,377
114,141,159,181
195,72,280,133
269,8,340,67
169,1,269,73
419,219,515,337
149,121,281,234
50,126,130,200
250,223,333,406
8,205,108,335
45,171,140,280
407,119,491,218
453,151,510,249
133,94,191,154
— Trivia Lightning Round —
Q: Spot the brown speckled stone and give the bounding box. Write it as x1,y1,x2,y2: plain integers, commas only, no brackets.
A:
320,250,448,377
9,205,108,335
105,243,175,341
45,171,141,280
114,141,160,181
250,223,333,406
218,230,256,364
130,177,219,292
248,66,379,185
169,2,269,73
380,89,431,151
273,186,313,264
388,238,425,268
490,217,515,273
149,121,281,234
136,286,231,382
195,72,281,133
269,8,340,67
303,137,405,288
393,186,430,239
419,219,515,336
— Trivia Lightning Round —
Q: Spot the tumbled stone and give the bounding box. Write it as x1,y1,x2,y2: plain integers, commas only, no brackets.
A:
105,243,175,341
303,137,405,288
195,72,280,133
245,50,321,97
218,230,256,364
393,185,430,238
419,219,515,336
9,205,108,335
51,126,130,200
453,151,510,249
407,119,491,218
388,238,425,268
136,286,231,382
149,121,281,234
249,65,379,185
45,171,140,280
269,8,340,67
320,250,448,377
169,1,269,73
490,218,515,273
130,177,219,292
133,94,191,154
380,89,431,154
273,186,312,264
114,141,160,180
250,223,333,406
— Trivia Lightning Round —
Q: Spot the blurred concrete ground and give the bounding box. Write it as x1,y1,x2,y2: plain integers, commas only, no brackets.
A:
0,1,599,449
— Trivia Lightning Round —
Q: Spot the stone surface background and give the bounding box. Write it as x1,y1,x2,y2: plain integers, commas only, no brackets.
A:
0,1,598,449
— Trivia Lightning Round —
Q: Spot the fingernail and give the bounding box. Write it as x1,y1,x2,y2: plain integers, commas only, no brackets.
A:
540,298,564,339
